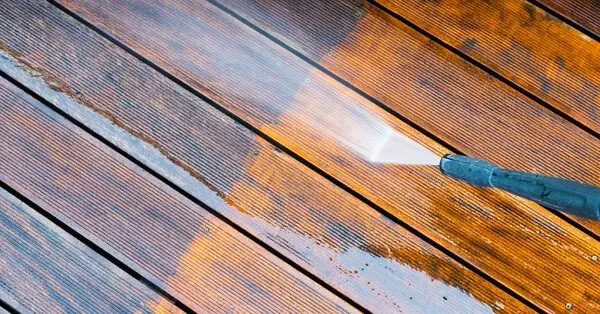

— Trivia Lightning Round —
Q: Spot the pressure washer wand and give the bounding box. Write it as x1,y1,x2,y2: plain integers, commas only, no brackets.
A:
439,154,600,220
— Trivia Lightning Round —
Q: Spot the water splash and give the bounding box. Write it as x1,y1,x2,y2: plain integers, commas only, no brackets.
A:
292,96,440,165
340,124,441,165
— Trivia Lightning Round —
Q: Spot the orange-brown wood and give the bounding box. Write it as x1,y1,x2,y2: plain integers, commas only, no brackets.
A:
212,0,600,232
537,0,600,36
372,0,600,134
0,76,354,313
36,0,600,311
0,187,184,314
0,1,532,312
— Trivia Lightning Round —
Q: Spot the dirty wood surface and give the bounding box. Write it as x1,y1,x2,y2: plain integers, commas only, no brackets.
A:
536,0,600,36
0,75,354,313
0,0,598,312
0,187,184,314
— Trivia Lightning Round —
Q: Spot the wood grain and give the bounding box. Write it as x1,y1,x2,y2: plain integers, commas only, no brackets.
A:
536,0,600,36
36,0,600,311
0,77,354,313
210,0,600,230
374,0,600,134
0,188,184,314
216,0,600,173
0,1,531,312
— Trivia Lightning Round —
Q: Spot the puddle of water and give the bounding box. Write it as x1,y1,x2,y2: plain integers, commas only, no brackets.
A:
230,213,495,314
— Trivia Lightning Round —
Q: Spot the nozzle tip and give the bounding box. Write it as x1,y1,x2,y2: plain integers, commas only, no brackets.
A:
439,154,498,187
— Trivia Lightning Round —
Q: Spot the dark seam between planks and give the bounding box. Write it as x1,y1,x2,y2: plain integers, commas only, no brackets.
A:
203,0,600,248
41,2,543,312
366,0,600,140
0,299,19,314
0,181,194,314
0,70,368,314
528,0,599,42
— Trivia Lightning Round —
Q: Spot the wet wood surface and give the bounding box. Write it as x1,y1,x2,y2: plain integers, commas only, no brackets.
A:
212,0,600,232
0,76,354,313
19,0,598,311
0,1,530,312
373,0,600,134
0,187,184,314
537,0,600,36
1,0,599,312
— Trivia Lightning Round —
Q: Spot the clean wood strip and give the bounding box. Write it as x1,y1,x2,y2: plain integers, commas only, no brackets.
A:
373,0,600,134
43,0,600,311
211,0,600,233
534,0,600,36
0,187,184,314
0,1,530,312
0,77,354,313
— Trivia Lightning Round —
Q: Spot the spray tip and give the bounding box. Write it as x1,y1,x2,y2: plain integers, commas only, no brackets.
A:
439,154,498,187
367,129,440,165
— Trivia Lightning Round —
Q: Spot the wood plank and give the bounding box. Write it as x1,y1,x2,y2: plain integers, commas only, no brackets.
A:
0,77,354,313
373,0,600,134
0,287,30,314
208,0,600,232
0,1,531,312
536,0,600,36
37,0,600,311
0,187,184,314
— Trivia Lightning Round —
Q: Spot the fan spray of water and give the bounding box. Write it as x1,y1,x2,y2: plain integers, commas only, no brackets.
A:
335,121,441,165
288,89,600,221
293,100,441,166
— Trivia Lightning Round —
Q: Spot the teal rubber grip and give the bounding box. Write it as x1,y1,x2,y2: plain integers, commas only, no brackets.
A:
440,154,600,220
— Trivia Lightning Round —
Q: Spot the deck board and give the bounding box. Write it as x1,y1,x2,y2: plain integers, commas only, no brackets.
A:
0,76,353,313
373,0,600,134
1,285,31,314
210,0,600,233
0,1,530,312
536,0,600,36
0,187,184,314
32,0,600,311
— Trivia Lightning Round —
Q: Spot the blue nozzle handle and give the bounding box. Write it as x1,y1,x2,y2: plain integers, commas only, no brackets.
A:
439,154,600,220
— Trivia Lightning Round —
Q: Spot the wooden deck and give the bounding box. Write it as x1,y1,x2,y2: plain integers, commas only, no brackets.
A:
0,0,598,312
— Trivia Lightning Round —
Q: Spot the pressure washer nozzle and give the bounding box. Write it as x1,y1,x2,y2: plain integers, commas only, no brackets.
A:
439,154,600,220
